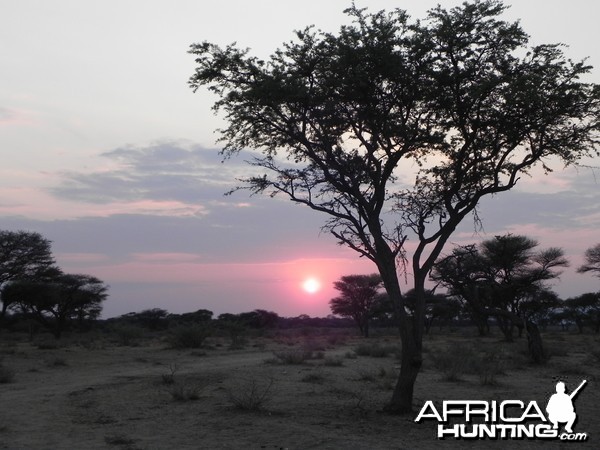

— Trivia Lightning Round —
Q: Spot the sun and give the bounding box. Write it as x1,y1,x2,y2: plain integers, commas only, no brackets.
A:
302,277,321,294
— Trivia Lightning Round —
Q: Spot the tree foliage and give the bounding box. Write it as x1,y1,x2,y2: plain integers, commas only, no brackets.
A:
329,274,384,337
189,0,600,412
577,244,600,278
0,230,56,321
432,234,568,342
3,271,108,338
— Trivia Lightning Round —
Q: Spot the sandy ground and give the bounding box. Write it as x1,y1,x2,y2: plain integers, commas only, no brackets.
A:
0,328,598,449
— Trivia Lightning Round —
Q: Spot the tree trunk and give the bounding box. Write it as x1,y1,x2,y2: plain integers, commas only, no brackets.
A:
526,321,545,364
385,333,420,414
382,266,425,414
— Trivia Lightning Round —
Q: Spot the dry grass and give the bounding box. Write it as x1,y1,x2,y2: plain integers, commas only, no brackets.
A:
0,328,598,448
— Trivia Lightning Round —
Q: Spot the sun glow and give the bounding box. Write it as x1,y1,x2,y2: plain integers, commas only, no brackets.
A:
302,277,321,294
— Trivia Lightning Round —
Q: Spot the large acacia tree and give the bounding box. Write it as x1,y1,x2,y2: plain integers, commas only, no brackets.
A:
189,1,600,413
0,230,56,323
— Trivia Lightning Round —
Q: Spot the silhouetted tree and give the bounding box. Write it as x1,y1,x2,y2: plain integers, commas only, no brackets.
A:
577,244,600,278
189,1,600,412
403,289,461,334
329,274,384,337
5,272,108,338
124,308,170,330
0,230,56,323
433,234,568,356
564,292,600,333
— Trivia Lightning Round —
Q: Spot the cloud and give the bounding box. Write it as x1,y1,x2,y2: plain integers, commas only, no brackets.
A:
49,141,248,209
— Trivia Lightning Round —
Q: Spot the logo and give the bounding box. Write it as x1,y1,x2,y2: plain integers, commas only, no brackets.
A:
415,379,588,441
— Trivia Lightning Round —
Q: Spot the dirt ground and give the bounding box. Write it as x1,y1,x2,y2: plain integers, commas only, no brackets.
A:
0,327,598,449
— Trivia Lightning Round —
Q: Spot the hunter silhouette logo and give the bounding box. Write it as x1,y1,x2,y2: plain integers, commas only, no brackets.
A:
415,379,589,441
546,380,586,434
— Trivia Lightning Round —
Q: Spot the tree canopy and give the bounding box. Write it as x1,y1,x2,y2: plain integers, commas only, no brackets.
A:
329,273,384,337
577,244,600,278
190,0,600,413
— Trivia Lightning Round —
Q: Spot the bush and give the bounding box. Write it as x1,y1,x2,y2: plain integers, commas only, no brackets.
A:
430,348,474,381
112,325,143,346
354,342,397,358
168,325,211,349
227,378,273,411
475,352,505,386
271,349,313,365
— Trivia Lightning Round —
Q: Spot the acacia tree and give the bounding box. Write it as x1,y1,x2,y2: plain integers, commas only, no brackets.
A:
577,244,600,278
432,235,568,345
329,274,384,337
0,230,56,323
189,1,600,413
4,272,108,338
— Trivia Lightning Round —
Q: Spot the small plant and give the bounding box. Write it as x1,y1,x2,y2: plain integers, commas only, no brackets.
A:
161,363,179,385
227,378,274,411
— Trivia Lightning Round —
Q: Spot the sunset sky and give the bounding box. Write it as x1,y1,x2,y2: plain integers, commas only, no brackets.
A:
1,0,599,318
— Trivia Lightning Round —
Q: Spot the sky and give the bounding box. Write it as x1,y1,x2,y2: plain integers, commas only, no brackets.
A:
1,0,599,318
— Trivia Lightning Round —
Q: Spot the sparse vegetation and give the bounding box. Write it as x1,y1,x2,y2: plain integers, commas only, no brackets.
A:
354,342,397,358
168,325,211,349
227,378,274,411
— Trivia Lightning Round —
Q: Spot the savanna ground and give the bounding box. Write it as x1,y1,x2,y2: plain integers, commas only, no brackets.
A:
0,325,598,449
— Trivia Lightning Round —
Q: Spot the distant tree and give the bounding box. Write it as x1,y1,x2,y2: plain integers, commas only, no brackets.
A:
177,308,214,324
238,309,280,328
577,244,600,278
5,272,109,338
329,274,383,337
0,230,56,323
563,292,600,333
403,289,461,334
190,1,600,412
125,308,170,330
433,234,568,353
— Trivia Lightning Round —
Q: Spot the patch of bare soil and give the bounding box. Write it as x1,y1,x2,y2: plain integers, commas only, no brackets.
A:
0,330,598,449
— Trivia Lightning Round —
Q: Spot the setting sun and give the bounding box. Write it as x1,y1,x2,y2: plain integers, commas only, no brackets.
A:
302,277,321,294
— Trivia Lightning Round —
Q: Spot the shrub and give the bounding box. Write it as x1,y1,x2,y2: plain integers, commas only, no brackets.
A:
430,348,474,381
271,349,313,365
475,352,505,386
227,378,273,411
161,363,179,385
112,325,143,346
168,325,211,349
354,342,396,358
